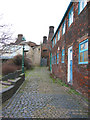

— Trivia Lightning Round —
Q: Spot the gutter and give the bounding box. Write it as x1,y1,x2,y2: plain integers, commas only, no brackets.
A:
51,2,73,41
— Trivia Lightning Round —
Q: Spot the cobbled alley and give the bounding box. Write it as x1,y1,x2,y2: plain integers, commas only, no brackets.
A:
2,67,88,119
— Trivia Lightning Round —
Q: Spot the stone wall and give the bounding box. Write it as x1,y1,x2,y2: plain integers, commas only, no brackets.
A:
1,73,25,103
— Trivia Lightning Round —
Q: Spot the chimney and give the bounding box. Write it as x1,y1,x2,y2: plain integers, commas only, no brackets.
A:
43,36,47,44
18,34,23,40
15,34,23,45
48,26,54,43
49,26,54,34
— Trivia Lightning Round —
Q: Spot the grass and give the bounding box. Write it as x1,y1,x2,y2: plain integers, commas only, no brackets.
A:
50,75,81,96
2,81,10,83
0,75,2,79
67,88,80,95
25,67,34,77
25,70,30,77
50,76,56,83
8,79,15,81
50,74,88,103
2,85,10,89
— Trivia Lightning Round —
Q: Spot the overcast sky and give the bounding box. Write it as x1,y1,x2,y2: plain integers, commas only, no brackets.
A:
0,0,71,44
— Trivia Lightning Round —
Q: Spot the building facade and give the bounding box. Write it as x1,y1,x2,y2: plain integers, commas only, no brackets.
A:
41,36,49,66
41,26,54,66
26,42,41,66
49,1,89,97
0,34,41,66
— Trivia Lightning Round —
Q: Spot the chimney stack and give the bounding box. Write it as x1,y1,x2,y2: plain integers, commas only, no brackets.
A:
48,26,54,43
18,34,23,40
43,36,47,44
15,34,23,45
49,26,54,34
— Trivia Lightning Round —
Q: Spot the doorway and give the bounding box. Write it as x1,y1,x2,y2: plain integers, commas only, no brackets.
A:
68,46,73,84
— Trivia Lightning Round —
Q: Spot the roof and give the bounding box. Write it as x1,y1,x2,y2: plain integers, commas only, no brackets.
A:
51,2,73,41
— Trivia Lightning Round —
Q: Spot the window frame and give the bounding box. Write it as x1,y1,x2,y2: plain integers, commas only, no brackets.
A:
52,40,54,48
54,55,56,64
55,36,56,44
62,20,66,35
79,39,88,64
52,56,54,65
62,49,65,63
78,0,87,15
68,6,73,27
57,52,59,64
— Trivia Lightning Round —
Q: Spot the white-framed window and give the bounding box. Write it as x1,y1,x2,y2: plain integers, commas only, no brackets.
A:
62,20,66,35
79,39,88,64
57,53,59,64
55,36,56,44
68,6,73,27
54,55,56,64
52,56,54,64
62,49,65,63
52,40,54,48
78,0,87,14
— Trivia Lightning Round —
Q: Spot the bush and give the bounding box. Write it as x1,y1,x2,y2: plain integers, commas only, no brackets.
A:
2,64,17,75
13,54,32,70
12,54,22,66
2,59,21,75
2,54,32,75
24,57,32,69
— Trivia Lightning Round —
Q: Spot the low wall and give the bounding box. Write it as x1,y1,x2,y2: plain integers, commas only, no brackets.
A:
1,73,25,103
1,70,22,81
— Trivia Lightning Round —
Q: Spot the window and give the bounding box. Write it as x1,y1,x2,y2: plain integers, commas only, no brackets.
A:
52,40,54,48
58,30,60,40
57,53,59,64
55,36,56,44
62,49,65,63
54,55,56,64
68,6,73,27
78,0,87,14
43,50,47,52
62,20,66,35
52,56,54,64
79,39,88,64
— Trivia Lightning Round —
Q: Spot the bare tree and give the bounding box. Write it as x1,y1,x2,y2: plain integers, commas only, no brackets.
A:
0,14,14,54
0,24,14,44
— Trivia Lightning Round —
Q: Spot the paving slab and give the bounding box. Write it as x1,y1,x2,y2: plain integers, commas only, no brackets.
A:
2,67,88,118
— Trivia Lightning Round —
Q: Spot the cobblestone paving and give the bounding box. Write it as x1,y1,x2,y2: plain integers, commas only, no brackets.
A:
2,67,88,118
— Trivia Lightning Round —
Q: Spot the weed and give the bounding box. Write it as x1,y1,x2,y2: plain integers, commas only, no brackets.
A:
50,76,56,83
50,74,81,96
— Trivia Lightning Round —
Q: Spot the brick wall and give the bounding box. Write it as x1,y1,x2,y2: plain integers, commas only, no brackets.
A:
51,2,89,97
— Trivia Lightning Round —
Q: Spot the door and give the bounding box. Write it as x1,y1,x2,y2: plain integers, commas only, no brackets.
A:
68,46,73,84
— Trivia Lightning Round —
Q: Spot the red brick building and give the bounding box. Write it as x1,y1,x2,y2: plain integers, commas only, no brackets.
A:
41,36,49,66
41,26,54,66
49,1,89,97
